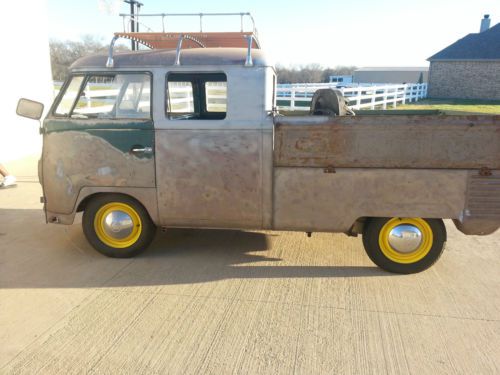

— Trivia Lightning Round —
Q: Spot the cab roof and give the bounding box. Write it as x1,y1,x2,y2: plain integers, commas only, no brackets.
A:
70,48,269,70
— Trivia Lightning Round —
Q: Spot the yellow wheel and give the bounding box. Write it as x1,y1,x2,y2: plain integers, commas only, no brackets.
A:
363,217,446,274
93,202,142,249
83,194,156,258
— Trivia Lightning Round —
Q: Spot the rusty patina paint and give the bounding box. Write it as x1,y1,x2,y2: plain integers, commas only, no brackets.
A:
454,170,500,235
273,168,470,232
42,121,155,215
155,130,263,228
274,115,500,169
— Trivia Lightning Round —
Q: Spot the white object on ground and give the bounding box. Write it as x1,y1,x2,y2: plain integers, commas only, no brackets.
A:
1,175,16,187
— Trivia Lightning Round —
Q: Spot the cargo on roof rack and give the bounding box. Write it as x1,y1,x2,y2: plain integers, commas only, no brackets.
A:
114,31,260,50
106,12,261,68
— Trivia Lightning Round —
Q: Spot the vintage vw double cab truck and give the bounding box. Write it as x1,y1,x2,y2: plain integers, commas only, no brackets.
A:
17,15,500,274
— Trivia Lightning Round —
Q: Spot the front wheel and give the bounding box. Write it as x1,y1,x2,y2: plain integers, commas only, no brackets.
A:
82,194,156,258
362,217,446,274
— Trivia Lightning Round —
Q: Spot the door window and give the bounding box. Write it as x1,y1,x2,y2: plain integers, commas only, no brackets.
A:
54,76,84,116
205,81,227,113
166,81,195,114
166,73,227,120
53,73,151,119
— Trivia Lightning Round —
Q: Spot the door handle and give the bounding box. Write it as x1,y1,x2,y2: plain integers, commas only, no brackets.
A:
130,146,153,155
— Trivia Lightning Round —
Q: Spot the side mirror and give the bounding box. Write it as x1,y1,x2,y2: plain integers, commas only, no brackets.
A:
16,98,44,120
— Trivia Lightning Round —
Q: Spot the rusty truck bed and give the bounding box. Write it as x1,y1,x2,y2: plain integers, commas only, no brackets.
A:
274,114,500,169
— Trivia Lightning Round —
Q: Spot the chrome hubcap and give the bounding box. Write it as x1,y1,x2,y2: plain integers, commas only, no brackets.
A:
388,224,423,253
103,211,134,239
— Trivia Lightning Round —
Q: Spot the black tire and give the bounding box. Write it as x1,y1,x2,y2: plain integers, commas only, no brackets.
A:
82,194,156,258
362,217,446,274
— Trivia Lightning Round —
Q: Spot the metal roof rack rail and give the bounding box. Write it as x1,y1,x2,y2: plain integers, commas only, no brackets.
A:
119,12,257,34
174,34,206,66
106,35,119,68
244,34,259,67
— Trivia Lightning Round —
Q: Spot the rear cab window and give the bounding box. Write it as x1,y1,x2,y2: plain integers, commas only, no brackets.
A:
53,73,152,119
166,73,227,120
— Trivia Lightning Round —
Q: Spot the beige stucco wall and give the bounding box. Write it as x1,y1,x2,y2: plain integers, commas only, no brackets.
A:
428,61,500,100
0,1,53,163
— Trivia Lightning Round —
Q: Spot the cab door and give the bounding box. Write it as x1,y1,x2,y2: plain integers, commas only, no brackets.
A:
42,72,155,217
155,70,264,229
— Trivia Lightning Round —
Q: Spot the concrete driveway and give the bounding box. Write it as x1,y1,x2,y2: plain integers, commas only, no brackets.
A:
1,182,499,374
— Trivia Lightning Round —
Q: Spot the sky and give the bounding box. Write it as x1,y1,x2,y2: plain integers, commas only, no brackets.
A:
47,0,500,68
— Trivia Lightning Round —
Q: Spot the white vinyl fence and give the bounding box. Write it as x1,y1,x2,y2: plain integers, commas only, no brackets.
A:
55,81,426,113
277,83,427,111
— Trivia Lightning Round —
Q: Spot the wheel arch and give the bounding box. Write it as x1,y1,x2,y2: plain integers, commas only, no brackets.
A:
75,187,159,225
361,217,447,273
347,217,369,237
81,192,157,258
77,192,105,212
352,216,448,241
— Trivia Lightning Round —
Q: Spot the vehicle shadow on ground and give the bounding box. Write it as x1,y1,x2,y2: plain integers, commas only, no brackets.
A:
0,209,394,289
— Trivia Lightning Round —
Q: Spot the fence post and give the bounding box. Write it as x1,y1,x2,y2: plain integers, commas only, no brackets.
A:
371,88,376,110
356,88,361,109
382,87,388,110
291,88,296,111
86,88,91,108
402,84,407,105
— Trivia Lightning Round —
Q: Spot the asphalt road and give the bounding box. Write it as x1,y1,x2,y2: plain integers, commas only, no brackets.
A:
1,182,499,374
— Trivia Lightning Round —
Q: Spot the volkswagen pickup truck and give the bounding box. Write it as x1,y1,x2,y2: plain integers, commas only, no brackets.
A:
17,28,500,274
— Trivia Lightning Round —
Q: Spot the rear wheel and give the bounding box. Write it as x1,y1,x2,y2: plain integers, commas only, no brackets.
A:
362,217,446,274
82,194,156,258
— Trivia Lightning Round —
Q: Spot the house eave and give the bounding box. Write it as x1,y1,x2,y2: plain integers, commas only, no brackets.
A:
428,58,500,62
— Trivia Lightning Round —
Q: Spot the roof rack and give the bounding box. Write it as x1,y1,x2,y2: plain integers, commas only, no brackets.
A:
119,12,257,34
106,12,261,68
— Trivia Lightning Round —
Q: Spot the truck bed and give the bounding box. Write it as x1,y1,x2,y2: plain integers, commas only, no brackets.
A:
274,114,500,169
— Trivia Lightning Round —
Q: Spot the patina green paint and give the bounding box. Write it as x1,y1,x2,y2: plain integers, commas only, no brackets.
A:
43,118,154,158
44,118,154,132
86,129,155,158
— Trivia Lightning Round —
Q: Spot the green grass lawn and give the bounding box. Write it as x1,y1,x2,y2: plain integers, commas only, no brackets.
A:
396,99,500,114
279,98,500,116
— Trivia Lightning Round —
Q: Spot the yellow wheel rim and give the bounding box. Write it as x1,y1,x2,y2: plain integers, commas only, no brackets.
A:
378,218,433,264
94,202,142,248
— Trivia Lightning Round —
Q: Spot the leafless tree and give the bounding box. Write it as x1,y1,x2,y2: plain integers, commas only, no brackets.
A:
50,35,129,81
